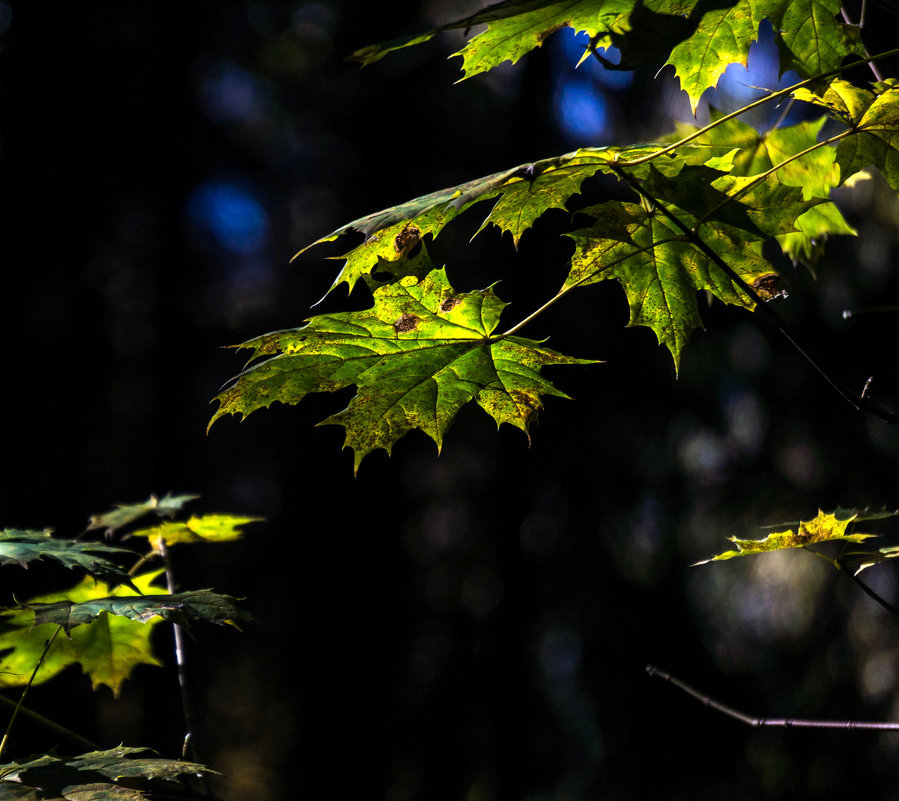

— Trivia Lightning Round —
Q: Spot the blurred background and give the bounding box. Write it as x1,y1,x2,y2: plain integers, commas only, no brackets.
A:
4,1,899,799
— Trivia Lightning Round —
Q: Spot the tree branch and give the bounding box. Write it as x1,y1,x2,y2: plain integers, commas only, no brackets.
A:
647,665,899,730
608,165,899,425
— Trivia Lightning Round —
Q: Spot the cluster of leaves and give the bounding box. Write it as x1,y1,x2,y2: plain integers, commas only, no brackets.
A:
210,0,899,472
0,747,213,801
0,495,261,800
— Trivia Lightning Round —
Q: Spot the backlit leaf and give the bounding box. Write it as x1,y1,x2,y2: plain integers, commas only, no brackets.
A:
695,509,874,563
128,515,263,551
834,85,899,193
211,268,595,472
0,573,166,696
301,145,738,295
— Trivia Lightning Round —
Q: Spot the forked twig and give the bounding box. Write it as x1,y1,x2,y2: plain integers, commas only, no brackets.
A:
647,665,899,730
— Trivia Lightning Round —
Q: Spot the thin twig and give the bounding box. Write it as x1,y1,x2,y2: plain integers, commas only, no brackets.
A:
608,165,899,425
612,47,899,167
498,235,688,338
805,545,899,618
0,627,62,760
841,4,885,80
647,665,899,730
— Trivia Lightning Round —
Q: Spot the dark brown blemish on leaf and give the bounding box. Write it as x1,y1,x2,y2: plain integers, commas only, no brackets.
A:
752,273,787,301
440,297,461,313
394,225,421,255
393,313,420,333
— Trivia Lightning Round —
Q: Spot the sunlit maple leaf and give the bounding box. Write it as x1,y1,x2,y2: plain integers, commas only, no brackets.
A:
695,509,875,564
0,572,166,696
211,268,596,472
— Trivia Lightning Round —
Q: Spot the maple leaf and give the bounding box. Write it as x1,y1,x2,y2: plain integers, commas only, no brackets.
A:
834,85,899,194
695,509,875,563
211,269,596,472
0,572,166,696
348,0,860,115
128,514,263,552
85,493,199,537
666,0,861,114
671,114,854,262
298,151,615,294
300,145,738,296
22,589,252,634
0,747,216,801
348,0,624,78
0,530,135,586
565,161,824,368
674,115,841,199
566,201,767,368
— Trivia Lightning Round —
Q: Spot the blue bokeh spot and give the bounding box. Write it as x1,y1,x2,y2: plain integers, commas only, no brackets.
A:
554,79,609,141
187,181,268,254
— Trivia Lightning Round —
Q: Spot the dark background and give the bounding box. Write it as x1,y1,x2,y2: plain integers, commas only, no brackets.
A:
4,1,899,799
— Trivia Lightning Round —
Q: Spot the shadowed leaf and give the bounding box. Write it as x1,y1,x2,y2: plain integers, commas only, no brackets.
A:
20,589,252,635
0,531,135,587
0,747,215,801
85,494,199,537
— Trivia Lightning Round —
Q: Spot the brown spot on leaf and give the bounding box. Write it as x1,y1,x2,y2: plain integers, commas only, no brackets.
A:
394,225,421,255
752,273,787,300
393,313,420,333
440,297,461,313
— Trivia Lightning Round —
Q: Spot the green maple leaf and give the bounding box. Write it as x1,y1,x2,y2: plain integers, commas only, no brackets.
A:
666,0,861,114
566,201,772,368
211,269,596,472
834,86,899,193
0,573,166,696
777,202,856,265
566,163,823,367
22,589,251,634
675,115,841,199
0,747,215,801
128,514,263,550
349,0,626,77
0,530,135,586
85,493,199,536
695,509,874,563
301,145,737,296
349,0,859,116
299,151,614,294
672,114,854,261
776,0,861,81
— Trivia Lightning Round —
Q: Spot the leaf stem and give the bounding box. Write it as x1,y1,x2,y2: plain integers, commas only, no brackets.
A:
647,665,899,730
841,4,884,81
695,129,855,227
615,47,899,168
498,236,687,338
0,626,62,761
609,165,899,425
